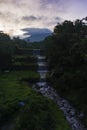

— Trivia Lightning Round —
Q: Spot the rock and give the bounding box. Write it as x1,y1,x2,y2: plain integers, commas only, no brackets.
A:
32,50,87,130
69,110,76,116
78,112,84,119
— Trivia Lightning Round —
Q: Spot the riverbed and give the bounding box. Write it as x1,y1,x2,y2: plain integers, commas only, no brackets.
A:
33,49,87,130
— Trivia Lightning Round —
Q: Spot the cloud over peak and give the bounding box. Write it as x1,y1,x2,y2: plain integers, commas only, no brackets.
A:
0,0,87,36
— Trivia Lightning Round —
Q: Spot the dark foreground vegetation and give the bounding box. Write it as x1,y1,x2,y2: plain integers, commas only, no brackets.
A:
0,32,71,130
44,17,87,126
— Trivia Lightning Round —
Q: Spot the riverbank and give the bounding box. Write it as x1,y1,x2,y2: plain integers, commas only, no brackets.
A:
32,49,87,130
1,49,72,130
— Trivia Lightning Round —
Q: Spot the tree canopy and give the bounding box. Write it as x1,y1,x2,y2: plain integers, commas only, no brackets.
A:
0,32,29,71
44,17,87,126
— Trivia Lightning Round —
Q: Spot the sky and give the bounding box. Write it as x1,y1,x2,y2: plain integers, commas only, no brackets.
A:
0,0,87,37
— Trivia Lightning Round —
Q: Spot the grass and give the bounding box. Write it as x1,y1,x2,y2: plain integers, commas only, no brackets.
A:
11,54,38,71
13,55,37,61
0,50,72,130
0,70,39,126
13,62,37,66
13,55,37,66
14,93,71,130
0,71,72,130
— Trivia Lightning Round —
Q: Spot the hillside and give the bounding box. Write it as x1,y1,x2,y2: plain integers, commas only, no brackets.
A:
22,28,52,42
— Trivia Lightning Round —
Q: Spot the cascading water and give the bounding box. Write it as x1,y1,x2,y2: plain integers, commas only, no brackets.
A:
33,49,48,86
33,49,87,130
37,56,48,86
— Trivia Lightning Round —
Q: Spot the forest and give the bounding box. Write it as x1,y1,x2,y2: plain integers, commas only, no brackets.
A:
0,31,71,130
0,17,87,129
44,17,87,126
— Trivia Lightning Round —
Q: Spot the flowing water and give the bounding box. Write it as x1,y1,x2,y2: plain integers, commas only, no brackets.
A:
33,49,87,130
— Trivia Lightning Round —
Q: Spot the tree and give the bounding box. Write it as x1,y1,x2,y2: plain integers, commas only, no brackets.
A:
44,18,87,126
0,32,13,70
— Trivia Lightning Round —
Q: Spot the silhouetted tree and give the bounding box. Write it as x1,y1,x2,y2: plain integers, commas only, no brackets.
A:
44,17,87,126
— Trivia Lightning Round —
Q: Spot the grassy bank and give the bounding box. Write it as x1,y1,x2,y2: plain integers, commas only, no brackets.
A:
14,94,71,130
0,47,72,130
0,70,39,126
0,71,72,130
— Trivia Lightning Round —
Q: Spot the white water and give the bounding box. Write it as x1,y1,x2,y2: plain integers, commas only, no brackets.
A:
33,49,87,130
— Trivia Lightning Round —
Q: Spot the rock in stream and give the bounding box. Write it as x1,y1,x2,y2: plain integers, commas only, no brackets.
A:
33,49,87,130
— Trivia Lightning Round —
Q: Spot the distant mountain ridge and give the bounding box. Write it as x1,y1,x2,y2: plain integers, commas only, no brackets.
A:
22,28,52,42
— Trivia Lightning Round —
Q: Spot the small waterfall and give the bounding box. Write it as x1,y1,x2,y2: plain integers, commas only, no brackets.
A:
33,49,87,130
33,49,48,86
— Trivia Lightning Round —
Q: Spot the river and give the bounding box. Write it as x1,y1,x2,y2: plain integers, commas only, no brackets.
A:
33,49,87,130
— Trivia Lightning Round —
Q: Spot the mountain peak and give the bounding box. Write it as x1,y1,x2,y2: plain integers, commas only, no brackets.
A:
22,28,52,42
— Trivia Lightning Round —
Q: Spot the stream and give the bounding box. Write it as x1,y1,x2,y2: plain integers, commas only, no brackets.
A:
33,49,87,130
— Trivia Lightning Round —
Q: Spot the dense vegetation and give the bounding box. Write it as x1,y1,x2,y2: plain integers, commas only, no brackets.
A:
44,17,87,126
0,71,71,130
0,32,71,130
14,94,71,130
0,33,39,129
0,70,39,126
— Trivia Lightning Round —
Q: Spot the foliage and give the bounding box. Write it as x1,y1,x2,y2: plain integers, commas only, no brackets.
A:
0,32,32,71
15,94,71,130
0,32,13,70
0,31,72,130
0,70,39,126
44,17,87,126
11,54,38,71
0,70,71,130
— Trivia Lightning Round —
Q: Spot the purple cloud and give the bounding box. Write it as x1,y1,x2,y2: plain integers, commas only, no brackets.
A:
0,0,87,37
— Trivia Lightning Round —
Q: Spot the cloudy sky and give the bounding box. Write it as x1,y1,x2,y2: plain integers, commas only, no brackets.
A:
0,0,87,37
